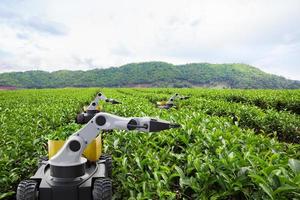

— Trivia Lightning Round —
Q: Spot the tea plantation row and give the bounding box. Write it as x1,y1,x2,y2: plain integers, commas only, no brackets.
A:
0,88,299,199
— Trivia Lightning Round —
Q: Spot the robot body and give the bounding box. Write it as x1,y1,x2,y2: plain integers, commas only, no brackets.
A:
17,112,179,200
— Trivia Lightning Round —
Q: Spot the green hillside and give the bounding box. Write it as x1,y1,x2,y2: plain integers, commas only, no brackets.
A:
0,62,299,89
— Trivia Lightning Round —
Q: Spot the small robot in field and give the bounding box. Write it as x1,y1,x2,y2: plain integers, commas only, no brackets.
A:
76,92,121,124
17,103,180,200
157,93,190,109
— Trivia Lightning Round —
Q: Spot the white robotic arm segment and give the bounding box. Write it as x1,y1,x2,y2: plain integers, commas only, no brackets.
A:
86,92,108,110
166,93,190,105
166,93,179,105
86,93,121,111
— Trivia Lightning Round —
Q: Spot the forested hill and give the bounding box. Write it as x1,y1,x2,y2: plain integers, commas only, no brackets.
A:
0,62,299,89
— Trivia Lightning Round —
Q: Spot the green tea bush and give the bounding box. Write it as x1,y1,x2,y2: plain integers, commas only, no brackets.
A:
0,88,98,198
0,88,299,199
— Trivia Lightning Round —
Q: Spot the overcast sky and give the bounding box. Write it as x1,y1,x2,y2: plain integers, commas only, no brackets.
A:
0,0,299,80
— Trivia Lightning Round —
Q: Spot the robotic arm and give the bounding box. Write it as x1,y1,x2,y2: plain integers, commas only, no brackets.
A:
166,93,179,105
50,112,180,168
86,92,121,111
157,94,179,109
167,93,190,104
158,93,190,109
76,92,121,124
179,96,190,100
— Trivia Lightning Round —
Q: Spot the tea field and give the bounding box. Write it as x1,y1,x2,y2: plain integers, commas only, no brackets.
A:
0,88,299,199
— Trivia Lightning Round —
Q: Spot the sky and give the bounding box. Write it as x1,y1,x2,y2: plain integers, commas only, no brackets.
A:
0,0,299,80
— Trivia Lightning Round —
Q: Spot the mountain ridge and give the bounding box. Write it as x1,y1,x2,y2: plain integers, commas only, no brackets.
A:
0,62,299,89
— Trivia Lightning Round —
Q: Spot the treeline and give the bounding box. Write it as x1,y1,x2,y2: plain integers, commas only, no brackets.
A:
0,62,299,89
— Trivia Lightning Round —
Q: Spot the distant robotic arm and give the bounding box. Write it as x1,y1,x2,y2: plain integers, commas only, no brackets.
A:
86,92,121,111
158,93,190,109
166,93,179,105
76,92,121,124
179,96,190,100
167,93,190,104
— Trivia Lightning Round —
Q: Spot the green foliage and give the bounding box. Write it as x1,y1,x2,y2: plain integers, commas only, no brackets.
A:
46,123,82,140
102,88,300,199
0,88,300,199
0,88,98,198
195,89,300,114
0,62,300,89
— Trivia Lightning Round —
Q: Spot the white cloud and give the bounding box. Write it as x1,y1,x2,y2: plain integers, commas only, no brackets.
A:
0,0,299,80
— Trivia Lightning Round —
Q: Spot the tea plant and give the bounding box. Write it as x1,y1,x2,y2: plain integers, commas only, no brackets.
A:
0,88,299,200
0,88,98,198
102,88,300,199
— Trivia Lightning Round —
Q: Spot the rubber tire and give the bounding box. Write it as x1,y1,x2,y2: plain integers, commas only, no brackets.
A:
92,178,112,200
16,180,38,200
100,154,112,178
